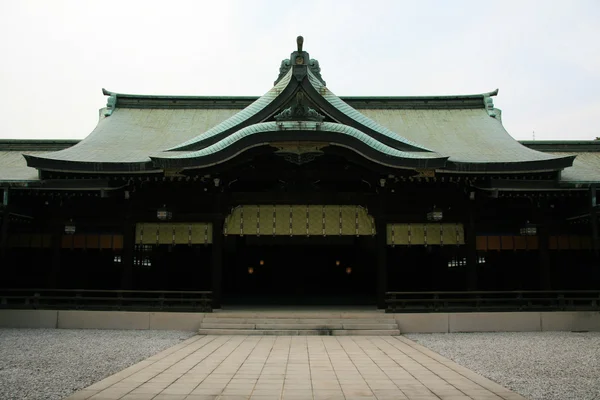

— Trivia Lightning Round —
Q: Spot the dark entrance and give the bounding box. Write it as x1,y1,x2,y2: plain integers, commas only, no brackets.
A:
222,236,376,305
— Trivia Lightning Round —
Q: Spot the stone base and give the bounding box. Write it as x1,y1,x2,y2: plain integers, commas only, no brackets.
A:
1,310,599,332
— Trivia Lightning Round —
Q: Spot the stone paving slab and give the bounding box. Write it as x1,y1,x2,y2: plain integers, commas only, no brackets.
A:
65,335,528,400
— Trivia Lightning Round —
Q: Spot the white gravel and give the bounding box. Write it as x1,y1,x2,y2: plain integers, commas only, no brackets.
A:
406,332,600,400
0,329,195,400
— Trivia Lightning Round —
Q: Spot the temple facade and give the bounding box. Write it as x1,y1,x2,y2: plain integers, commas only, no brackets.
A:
1,38,599,309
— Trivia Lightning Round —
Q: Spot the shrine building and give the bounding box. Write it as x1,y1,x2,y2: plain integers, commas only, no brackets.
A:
1,37,599,310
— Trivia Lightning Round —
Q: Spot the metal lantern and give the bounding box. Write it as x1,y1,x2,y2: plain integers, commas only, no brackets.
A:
157,207,172,221
520,222,537,236
427,207,443,222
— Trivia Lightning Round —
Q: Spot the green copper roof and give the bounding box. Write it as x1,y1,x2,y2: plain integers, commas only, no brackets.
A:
20,37,577,174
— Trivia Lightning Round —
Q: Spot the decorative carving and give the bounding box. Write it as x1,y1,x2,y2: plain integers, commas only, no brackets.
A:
274,59,291,85
164,168,184,177
273,141,326,165
309,59,326,85
280,152,322,165
274,92,324,122
297,36,304,52
414,168,435,178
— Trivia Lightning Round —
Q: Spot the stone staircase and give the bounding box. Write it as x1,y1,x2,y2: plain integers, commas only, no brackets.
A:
198,310,399,336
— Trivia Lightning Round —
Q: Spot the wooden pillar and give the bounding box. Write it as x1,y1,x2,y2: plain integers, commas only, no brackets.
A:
532,199,551,290
538,223,551,290
120,221,135,289
0,189,10,261
465,207,478,290
375,219,387,309
49,222,62,288
211,217,224,309
591,185,599,259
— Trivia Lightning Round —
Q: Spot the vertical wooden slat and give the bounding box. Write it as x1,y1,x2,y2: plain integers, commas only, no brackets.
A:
549,235,558,250
487,236,501,250
112,234,124,250
513,236,527,250
475,236,487,251
500,236,514,250
99,234,112,249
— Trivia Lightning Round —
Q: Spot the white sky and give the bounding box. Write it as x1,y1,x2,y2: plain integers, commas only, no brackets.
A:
1,0,599,141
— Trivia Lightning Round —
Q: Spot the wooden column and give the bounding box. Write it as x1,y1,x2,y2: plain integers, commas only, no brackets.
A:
49,222,62,289
532,199,551,290
0,189,10,261
591,185,599,259
538,223,551,290
375,219,387,309
465,206,478,290
120,221,135,289
211,217,224,309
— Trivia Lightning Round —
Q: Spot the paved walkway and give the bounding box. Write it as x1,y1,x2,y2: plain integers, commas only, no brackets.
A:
66,335,527,400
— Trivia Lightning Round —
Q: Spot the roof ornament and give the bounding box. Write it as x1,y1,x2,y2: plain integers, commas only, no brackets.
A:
483,89,500,119
103,93,117,117
274,91,325,122
274,36,326,86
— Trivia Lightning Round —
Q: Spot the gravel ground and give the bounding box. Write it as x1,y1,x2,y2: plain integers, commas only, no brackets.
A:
406,332,600,400
0,329,195,400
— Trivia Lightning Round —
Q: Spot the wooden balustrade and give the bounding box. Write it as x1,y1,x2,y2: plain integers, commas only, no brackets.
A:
0,289,212,312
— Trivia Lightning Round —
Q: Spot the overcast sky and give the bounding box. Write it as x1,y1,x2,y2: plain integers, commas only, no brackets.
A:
1,0,599,141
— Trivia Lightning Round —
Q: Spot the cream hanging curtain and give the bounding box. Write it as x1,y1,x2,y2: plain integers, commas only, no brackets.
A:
135,223,213,245
224,205,375,236
386,223,464,246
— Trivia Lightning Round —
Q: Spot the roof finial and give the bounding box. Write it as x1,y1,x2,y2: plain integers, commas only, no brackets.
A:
297,36,304,52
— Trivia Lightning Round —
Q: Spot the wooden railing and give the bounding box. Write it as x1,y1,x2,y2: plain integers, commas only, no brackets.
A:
0,289,212,312
385,291,600,313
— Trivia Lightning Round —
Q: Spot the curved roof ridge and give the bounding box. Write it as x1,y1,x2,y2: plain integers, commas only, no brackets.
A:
305,69,434,152
165,68,295,151
151,121,448,170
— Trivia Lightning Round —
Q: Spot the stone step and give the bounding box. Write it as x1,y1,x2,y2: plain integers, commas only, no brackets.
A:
335,329,401,336
210,312,387,319
199,310,399,336
202,317,395,324
198,328,400,336
341,323,399,330
200,323,256,329
255,323,396,330
201,323,397,330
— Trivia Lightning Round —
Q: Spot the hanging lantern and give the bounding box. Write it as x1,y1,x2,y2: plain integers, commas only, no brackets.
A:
427,206,443,222
259,260,265,266
157,206,172,221
248,267,254,274
520,221,537,236
345,267,352,275
335,260,341,266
